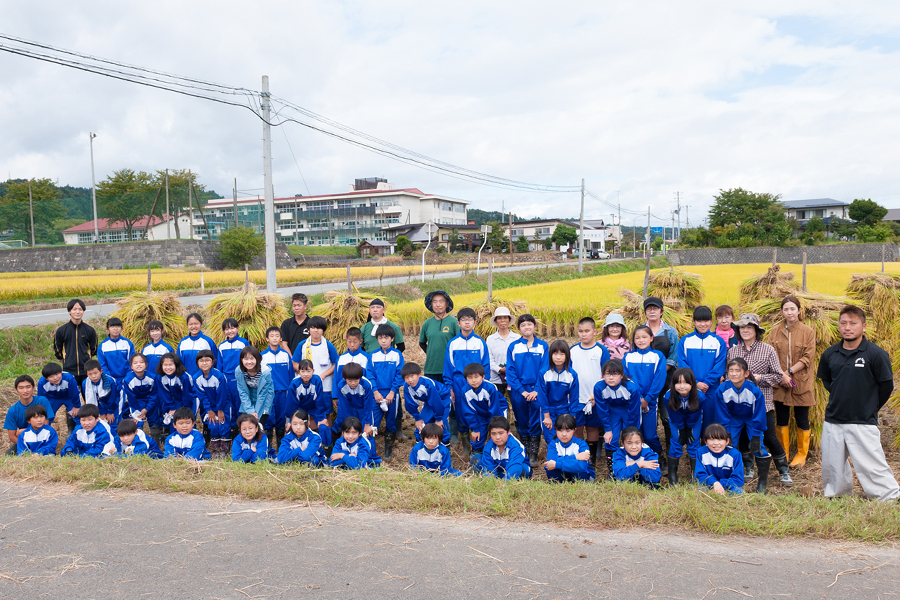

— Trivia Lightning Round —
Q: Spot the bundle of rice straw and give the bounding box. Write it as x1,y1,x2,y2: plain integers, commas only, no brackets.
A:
648,268,704,309
110,292,187,350
204,284,289,348
738,265,800,307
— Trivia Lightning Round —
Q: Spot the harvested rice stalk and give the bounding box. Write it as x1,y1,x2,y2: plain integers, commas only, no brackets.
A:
648,268,704,309
110,292,187,350
596,288,693,337
311,291,380,353
204,284,289,348
738,265,800,307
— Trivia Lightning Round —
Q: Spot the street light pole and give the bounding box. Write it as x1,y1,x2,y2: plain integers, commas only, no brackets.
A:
89,132,99,243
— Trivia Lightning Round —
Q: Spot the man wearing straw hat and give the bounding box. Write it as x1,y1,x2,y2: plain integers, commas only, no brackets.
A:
419,291,461,444
486,306,521,412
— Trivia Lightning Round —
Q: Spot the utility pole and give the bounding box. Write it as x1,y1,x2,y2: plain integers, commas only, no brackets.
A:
187,169,194,240
89,132,99,243
261,75,277,293
675,191,682,241
618,191,622,251
509,211,514,267
165,169,171,239
233,177,238,228
643,207,651,297
685,205,690,227
355,206,359,243
28,180,35,247
578,178,585,273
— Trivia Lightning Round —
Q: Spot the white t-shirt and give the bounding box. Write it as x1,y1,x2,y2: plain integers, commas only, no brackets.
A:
486,330,521,384
569,342,607,403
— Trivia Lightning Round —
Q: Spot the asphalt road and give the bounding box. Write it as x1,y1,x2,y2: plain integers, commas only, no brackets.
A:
0,480,896,599
0,258,616,328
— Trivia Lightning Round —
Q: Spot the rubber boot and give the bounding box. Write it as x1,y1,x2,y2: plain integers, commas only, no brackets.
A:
606,449,615,481
383,432,395,461
667,454,679,486
587,441,598,470
395,407,408,442
742,452,755,481
775,426,791,462
773,454,793,487
460,432,472,459
448,413,460,446
755,456,771,494
528,437,541,469
789,428,810,468
688,457,696,481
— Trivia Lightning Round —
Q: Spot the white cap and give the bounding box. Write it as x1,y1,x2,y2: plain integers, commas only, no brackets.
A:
491,306,513,327
604,313,626,327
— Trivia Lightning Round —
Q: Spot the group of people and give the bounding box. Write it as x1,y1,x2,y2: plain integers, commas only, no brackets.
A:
5,288,899,500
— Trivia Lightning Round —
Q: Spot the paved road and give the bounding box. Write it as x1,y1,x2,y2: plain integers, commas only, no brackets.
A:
0,259,616,328
0,480,896,599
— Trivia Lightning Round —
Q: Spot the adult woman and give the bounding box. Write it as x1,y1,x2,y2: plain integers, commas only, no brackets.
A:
768,295,815,468
727,313,791,490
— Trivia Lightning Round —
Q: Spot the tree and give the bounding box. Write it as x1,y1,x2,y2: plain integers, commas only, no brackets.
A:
515,235,530,253
217,226,265,269
485,221,508,253
805,216,825,234
707,188,791,246
95,169,157,241
448,229,462,253
550,223,579,251
467,209,523,226
150,169,211,239
395,235,412,254
434,244,447,254
542,237,553,250
848,199,888,227
855,223,894,243
0,178,64,245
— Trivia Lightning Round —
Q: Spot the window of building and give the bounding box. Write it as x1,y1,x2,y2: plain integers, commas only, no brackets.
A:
441,234,449,241
454,204,465,213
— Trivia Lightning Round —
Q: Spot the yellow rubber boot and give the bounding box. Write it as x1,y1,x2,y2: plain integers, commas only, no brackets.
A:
789,428,811,468
776,426,791,460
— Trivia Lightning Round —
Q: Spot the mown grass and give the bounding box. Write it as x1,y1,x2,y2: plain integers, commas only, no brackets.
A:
1,455,897,541
287,246,358,256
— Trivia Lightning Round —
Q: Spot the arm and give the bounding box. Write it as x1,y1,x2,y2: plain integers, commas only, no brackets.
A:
501,442,529,480
419,341,428,354
555,446,590,474
706,342,728,387
594,383,612,430
298,434,322,463
439,446,455,475
396,342,406,353
255,436,269,462
613,450,640,481
505,345,523,397
60,434,77,457
190,433,209,460
665,327,678,367
230,438,247,462
147,437,163,459
648,356,667,400
816,352,832,392
391,354,405,397
97,345,109,374
258,372,275,417
403,384,422,421
84,430,112,458
874,350,894,410
442,344,453,384
479,445,499,476
360,385,376,428
713,387,730,429
754,347,784,389
313,378,329,422
878,381,894,410
722,453,745,492
639,449,662,483
749,387,768,439
568,371,580,415
480,340,491,377
163,438,176,458
676,336,688,370
536,371,550,413
796,328,815,372
694,454,717,487
53,326,65,360
65,374,82,411
88,327,98,357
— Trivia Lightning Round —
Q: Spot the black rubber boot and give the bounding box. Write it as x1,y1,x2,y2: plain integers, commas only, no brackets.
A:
529,437,541,469
667,454,679,486
688,457,696,481
773,454,793,487
742,452,755,481
587,441,598,469
755,456,771,494
460,432,472,459
606,449,615,481
383,432,395,461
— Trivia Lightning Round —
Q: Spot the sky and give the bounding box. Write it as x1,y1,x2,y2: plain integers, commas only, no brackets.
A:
2,1,900,228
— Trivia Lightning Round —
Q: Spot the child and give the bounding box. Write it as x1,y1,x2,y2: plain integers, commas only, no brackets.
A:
544,413,593,482
677,305,727,431
112,418,163,458
329,416,371,470
335,327,370,387
537,340,580,443
593,359,642,480
291,316,338,406
612,426,661,487
623,325,667,459
664,368,705,485
479,416,531,480
715,357,769,493
4,376,54,454
601,313,631,360
695,423,745,495
60,404,114,458
505,313,549,467
402,362,451,444
37,362,81,434
458,363,507,468
177,313,221,380
194,349,231,456
331,362,376,443
409,422,461,476
287,359,329,447
141,320,175,375
97,317,135,386
122,354,160,441
16,404,58,456
218,318,249,424
569,316,610,470
261,326,294,451
714,305,740,349
236,346,274,427
156,353,197,430
164,407,210,460
83,359,120,427
367,324,405,460
231,413,268,463
443,307,492,458
277,409,324,466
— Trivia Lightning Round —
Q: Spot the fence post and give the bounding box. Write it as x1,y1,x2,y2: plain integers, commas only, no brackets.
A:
772,248,777,267
244,264,249,293
347,264,352,294
802,252,807,292
882,244,886,273
147,267,152,293
488,256,494,302
200,270,205,293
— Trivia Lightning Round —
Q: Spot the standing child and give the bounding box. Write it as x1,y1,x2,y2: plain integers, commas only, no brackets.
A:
569,316,609,470
593,359,642,480
612,426,661,487
113,419,163,458
218,318,249,430
60,404,113,458
443,307,492,459
335,327,370,386
367,324,405,460
231,413,268,463
121,354,161,443
141,320,174,375
623,325,667,461
97,317,135,387
193,349,231,457
330,416,371,469
695,423,745,495
402,363,451,444
600,314,631,360
37,362,81,435
457,363,506,468
479,416,531,480
16,404,58,456
664,368,705,485
277,409,324,466
261,326,294,452
677,305,727,433
544,413,593,482
714,305,740,349
82,359,119,427
715,357,769,493
177,313,221,380
505,313,549,467
237,346,275,436
331,362,376,465
537,340,580,443
164,407,210,460
156,353,197,430
409,422,461,476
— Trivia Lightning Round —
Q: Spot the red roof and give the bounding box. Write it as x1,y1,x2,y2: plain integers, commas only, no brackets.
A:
63,215,173,233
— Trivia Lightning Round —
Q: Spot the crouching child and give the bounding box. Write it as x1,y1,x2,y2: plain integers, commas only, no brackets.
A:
613,426,661,488
479,416,531,480
112,418,163,458
329,417,371,470
277,409,324,466
164,407,210,461
544,413,594,482
695,423,744,495
17,404,58,456
60,404,114,458
409,422,461,476
231,413,268,463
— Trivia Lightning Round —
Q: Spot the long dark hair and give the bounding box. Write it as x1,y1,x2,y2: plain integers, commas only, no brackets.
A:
156,352,186,377
239,346,263,374
668,367,700,413
548,339,571,371
631,324,654,348
726,357,756,384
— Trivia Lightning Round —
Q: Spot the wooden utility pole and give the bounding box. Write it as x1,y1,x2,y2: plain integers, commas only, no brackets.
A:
772,248,777,266
347,264,352,293
188,170,194,240
802,252,807,291
643,207,651,298
488,256,494,302
233,177,239,228
509,211,514,267
147,267,152,293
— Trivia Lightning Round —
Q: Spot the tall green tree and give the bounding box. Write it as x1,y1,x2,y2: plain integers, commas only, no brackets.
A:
550,223,579,250
150,169,211,239
95,169,157,240
707,188,791,246
515,235,530,253
0,178,64,245
217,226,265,269
848,198,888,226
485,221,508,252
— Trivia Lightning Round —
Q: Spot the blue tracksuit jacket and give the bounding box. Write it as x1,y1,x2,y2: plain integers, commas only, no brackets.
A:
141,340,175,375
367,348,405,395
97,336,135,381
113,429,163,458
82,374,119,418
177,333,221,379
17,424,58,455
443,332,491,430
545,437,594,481
458,381,506,452
715,379,768,447
60,423,113,458
164,430,210,460
261,346,295,427
696,445,745,493
218,336,249,382
157,373,197,420
409,441,461,476
122,372,159,425
287,374,327,422
480,434,531,479
335,349,371,386
329,435,371,469
403,376,451,443
38,373,82,414
537,366,579,441
333,377,376,431
623,347,667,409
277,429,324,465
613,444,662,485
231,434,269,463
664,390,705,458
194,369,229,416
506,337,549,436
677,330,727,396
593,379,642,450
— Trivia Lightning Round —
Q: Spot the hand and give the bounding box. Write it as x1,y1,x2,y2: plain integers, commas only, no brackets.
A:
251,412,259,419
450,390,455,401
696,382,709,392
603,431,612,445
364,425,373,436
470,431,480,443
544,460,557,470
385,392,394,404
250,443,257,452
318,419,329,428
713,481,726,496
641,398,649,412
415,420,425,431
678,428,694,445
139,409,148,419
527,391,538,402
206,410,216,422
70,407,80,418
373,391,384,402
217,410,225,424
749,436,761,454
498,367,506,376
331,452,344,461
637,459,659,470
543,415,552,430
781,373,792,387
575,450,590,461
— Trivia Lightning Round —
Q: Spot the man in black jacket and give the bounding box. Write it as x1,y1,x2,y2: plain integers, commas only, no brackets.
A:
53,298,98,421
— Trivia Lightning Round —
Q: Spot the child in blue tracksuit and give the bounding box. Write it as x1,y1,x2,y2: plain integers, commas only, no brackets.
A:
457,363,506,468
278,409,324,466
695,423,745,495
505,314,549,462
443,307,491,443
156,353,197,430
164,407,210,460
193,349,231,455
112,418,163,458
479,416,531,480
16,404,58,456
613,426,662,487
37,362,81,434
218,318,249,424
677,305,727,432
177,313,221,380
122,354,160,439
409,422,461,476
664,367,706,485
288,360,330,447
97,317,135,387
261,327,294,453
537,340,580,443
594,359,642,480
83,360,120,427
231,413,268,463
335,328,370,386
367,324,405,460
60,404,113,458
544,413,593,482
141,320,175,375
401,363,451,444
329,416,371,469
715,357,769,493
623,325,667,457
331,362,376,441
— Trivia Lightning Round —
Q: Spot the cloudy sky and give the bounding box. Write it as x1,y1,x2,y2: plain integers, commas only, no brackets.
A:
2,1,900,227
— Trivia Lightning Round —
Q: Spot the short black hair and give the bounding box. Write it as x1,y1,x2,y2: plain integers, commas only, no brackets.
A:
67,298,86,312
702,423,729,443
692,305,713,322
147,320,164,332
186,312,204,325
84,359,102,373
117,419,138,436
297,359,314,371
341,416,362,433
840,304,866,323
421,422,443,440
578,316,596,328
24,404,48,422
291,409,309,422
620,425,643,444
265,326,282,338
554,413,576,431
307,316,328,332
291,293,308,304
222,318,239,331
342,362,364,381
457,307,477,321
375,324,395,339
601,358,626,378
106,317,123,328
517,313,536,327
14,375,34,388
173,407,195,423
156,352,186,377
78,404,100,419
195,349,216,365
488,415,510,432
41,362,63,378
346,327,362,340
463,362,485,378
400,363,422,377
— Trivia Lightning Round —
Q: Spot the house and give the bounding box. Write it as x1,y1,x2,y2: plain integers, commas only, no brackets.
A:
382,223,482,252
883,208,900,224
782,199,849,225
358,240,394,258
62,214,204,245
508,219,621,251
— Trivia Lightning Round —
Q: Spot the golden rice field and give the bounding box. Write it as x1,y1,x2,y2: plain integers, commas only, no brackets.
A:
0,263,470,301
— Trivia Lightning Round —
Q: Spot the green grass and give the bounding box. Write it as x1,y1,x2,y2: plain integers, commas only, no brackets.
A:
1,455,897,541
0,322,64,382
287,246,358,256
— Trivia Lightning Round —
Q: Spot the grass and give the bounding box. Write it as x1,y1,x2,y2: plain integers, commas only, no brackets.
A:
287,246,358,256
1,455,897,541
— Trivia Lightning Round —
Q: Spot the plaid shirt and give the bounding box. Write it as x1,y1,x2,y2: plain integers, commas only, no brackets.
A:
727,341,783,411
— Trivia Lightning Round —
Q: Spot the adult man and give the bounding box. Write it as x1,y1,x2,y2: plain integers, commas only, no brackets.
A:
52,298,97,396
817,304,899,501
418,290,460,442
281,293,311,358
